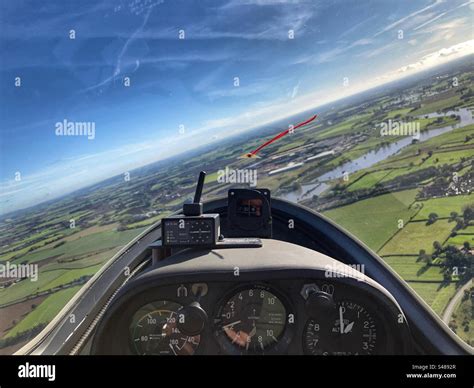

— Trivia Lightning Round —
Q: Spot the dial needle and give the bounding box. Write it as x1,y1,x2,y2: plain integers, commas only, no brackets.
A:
169,343,177,356
222,320,241,329
344,321,354,333
339,306,344,334
249,321,257,337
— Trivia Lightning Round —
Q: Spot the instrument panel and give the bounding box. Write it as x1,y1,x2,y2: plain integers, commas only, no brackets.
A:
93,278,412,355
91,239,413,355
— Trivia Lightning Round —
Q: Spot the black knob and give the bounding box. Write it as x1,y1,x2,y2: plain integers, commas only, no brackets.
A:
305,290,336,318
177,302,208,336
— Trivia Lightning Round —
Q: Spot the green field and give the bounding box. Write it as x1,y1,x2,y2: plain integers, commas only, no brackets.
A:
444,233,474,247
315,113,372,140
4,286,81,339
277,139,306,152
410,94,461,116
40,248,120,271
408,282,458,315
382,256,444,281
8,227,146,264
385,107,412,119
459,225,474,233
0,270,68,306
379,219,453,256
346,170,392,192
413,195,473,220
422,149,473,168
374,125,473,172
323,189,418,252
37,263,103,293
0,229,144,307
451,294,473,346
426,125,474,148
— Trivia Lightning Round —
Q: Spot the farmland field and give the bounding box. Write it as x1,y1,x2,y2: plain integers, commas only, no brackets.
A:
323,189,418,251
413,195,473,220
0,270,69,306
450,294,473,346
9,227,147,265
4,286,81,339
382,256,444,281
445,233,474,247
408,282,458,315
378,220,453,256
346,170,392,192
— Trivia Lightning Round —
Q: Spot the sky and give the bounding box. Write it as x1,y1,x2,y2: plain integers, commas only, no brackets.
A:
0,0,473,214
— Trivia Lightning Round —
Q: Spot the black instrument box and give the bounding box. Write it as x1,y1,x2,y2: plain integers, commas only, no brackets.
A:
161,214,220,247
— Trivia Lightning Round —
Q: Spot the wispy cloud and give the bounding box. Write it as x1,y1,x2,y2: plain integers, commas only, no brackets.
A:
373,0,443,37
82,2,160,93
414,11,448,30
295,37,373,65
414,0,473,30
339,15,376,38
359,42,398,58
411,16,471,47
376,39,474,79
290,81,300,99
349,38,373,47
221,0,306,9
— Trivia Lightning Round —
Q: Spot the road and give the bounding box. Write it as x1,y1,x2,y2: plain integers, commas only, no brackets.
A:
442,279,472,324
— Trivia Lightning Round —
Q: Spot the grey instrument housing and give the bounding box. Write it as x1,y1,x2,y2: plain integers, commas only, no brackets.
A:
91,239,413,355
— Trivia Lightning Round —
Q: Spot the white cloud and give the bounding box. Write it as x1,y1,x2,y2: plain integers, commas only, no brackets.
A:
414,11,448,30
381,40,474,76
414,1,473,31
290,81,300,99
374,0,444,36
361,42,397,58
339,16,376,38
414,16,470,34
222,0,303,7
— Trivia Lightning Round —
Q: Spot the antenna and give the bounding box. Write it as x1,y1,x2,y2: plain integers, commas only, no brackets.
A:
193,171,206,204
183,171,206,216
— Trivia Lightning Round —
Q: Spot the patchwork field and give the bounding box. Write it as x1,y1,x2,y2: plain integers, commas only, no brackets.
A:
379,219,453,256
9,227,146,265
323,189,418,251
451,294,473,346
324,189,470,319
4,286,81,339
413,195,473,220
445,233,474,247
346,170,392,192
408,282,458,315
382,256,444,281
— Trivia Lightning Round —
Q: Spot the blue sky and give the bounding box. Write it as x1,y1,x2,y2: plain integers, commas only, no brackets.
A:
0,0,473,213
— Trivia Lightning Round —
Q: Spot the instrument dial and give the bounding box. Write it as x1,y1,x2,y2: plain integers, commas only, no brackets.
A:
215,286,291,354
304,300,377,355
130,300,200,355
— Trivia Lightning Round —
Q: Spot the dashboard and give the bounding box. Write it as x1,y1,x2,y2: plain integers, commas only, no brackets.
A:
91,239,413,355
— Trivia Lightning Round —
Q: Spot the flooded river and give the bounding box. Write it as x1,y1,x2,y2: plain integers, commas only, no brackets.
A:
279,108,473,202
